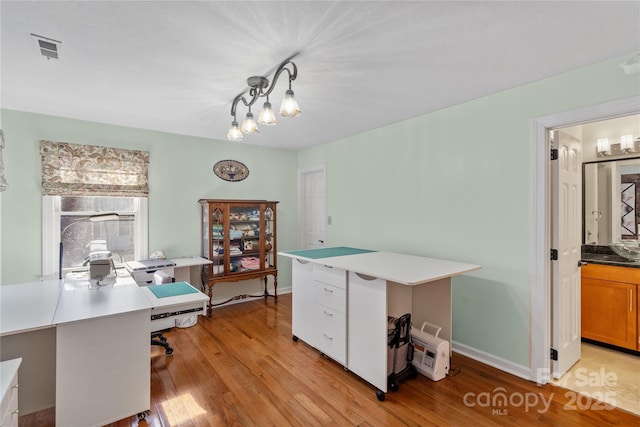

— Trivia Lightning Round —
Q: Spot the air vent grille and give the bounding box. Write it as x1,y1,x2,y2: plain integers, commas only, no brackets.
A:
31,33,62,60
38,40,58,59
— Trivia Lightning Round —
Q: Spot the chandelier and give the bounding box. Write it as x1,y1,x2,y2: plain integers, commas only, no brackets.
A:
227,59,301,141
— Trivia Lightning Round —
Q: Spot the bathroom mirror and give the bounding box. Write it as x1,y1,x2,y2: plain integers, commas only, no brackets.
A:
583,157,640,245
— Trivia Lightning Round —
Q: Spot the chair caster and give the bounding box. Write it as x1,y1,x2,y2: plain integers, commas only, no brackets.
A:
376,390,385,401
137,409,151,420
165,347,174,355
292,335,298,342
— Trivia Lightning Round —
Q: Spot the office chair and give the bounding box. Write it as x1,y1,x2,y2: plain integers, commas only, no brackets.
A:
151,270,174,355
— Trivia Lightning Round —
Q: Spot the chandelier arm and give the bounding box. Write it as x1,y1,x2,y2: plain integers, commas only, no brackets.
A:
263,60,297,99
230,90,261,118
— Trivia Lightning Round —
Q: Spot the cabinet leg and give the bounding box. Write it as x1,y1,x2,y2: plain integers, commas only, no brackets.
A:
273,275,278,302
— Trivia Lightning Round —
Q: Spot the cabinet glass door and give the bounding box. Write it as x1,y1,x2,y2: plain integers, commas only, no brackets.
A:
210,206,225,276
228,204,262,274
201,203,209,259
264,205,275,270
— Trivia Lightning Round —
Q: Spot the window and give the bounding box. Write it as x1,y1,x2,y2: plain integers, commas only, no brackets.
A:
40,141,149,278
42,196,148,278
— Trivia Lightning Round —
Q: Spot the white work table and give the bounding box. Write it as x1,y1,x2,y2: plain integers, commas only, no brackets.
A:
0,269,208,426
285,250,480,285
0,280,61,336
279,246,481,400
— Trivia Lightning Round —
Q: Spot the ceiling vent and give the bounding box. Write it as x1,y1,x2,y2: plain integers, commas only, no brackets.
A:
31,33,62,60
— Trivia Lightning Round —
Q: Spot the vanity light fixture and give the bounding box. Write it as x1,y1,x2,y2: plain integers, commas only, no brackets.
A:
596,138,610,156
227,59,300,141
620,134,634,152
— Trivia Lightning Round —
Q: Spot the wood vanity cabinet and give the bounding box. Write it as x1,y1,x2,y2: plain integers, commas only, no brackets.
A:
581,263,638,350
199,199,278,317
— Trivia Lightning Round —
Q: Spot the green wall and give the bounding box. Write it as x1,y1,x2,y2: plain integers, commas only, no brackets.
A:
0,111,298,286
1,52,638,369
297,53,640,367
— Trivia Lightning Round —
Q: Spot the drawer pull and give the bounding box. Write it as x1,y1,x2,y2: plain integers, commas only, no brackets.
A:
631,289,634,312
355,272,377,281
323,287,334,293
323,310,333,317
11,409,19,415
11,384,18,390
323,334,333,341
323,265,333,269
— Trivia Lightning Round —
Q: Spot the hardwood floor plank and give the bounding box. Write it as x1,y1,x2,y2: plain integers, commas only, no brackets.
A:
19,294,639,426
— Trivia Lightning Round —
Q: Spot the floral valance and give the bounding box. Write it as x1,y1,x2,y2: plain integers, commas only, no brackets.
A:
40,140,149,197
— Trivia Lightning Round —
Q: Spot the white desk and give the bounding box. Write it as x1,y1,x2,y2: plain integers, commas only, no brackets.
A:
280,247,481,400
171,256,212,285
0,280,62,336
0,272,208,426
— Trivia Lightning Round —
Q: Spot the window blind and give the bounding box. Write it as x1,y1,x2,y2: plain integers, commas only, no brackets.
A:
40,140,149,197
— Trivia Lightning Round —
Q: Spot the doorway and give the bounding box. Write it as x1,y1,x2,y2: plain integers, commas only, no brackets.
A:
531,97,640,387
298,165,327,249
550,114,640,416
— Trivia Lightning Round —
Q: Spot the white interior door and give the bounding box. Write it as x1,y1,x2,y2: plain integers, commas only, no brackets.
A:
298,166,327,249
551,130,582,378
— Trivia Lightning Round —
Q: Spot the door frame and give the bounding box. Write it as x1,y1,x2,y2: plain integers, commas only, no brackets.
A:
530,96,640,384
297,164,327,249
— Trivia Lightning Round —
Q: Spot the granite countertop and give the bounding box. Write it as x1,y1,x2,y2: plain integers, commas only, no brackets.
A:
582,245,640,268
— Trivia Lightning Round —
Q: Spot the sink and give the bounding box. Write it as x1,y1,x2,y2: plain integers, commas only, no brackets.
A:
609,242,640,261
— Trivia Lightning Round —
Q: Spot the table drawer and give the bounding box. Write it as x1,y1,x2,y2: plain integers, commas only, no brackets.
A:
313,264,346,289
314,303,346,364
311,281,346,313
0,393,18,427
0,361,19,427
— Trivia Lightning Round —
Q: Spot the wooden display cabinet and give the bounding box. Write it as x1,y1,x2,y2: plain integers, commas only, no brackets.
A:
199,199,278,317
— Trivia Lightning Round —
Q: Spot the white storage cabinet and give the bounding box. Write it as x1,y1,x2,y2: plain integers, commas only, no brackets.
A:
0,358,21,427
292,261,347,365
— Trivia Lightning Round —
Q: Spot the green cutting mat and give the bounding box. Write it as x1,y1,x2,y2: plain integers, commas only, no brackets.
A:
284,246,376,259
148,281,198,298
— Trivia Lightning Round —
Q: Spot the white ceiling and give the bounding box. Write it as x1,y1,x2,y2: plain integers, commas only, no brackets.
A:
1,1,639,150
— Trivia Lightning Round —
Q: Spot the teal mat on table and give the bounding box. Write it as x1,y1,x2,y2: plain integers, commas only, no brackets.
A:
148,281,197,298
285,246,376,259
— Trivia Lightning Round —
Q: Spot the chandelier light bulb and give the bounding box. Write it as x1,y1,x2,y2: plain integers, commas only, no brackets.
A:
280,89,301,118
227,121,243,141
258,101,277,126
241,112,259,134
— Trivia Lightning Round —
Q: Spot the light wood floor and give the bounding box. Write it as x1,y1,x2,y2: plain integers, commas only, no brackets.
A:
20,293,639,426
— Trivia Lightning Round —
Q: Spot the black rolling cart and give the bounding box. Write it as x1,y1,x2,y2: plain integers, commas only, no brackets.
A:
387,313,417,392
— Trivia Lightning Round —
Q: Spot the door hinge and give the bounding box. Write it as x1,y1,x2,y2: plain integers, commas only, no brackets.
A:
550,249,558,260
550,149,558,160
550,348,558,361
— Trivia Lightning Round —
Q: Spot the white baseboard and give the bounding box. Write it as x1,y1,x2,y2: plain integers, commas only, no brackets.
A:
452,341,532,381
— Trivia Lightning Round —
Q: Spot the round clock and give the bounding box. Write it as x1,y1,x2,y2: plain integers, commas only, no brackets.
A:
213,160,249,182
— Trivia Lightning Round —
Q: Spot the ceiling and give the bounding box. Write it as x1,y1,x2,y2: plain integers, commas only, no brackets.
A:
1,1,639,150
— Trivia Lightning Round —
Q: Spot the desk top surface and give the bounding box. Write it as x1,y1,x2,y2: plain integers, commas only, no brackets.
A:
0,280,62,336
280,247,481,285
0,272,208,336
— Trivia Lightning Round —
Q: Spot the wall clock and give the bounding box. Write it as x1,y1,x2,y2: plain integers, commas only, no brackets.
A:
213,159,249,182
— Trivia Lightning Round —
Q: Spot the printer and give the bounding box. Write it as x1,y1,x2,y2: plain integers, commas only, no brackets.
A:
125,257,177,286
